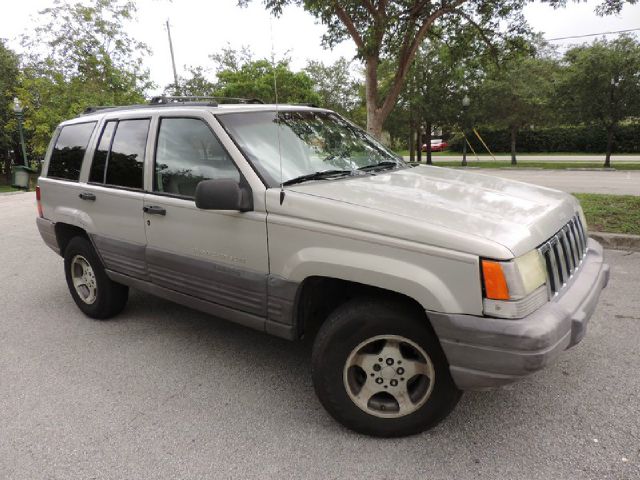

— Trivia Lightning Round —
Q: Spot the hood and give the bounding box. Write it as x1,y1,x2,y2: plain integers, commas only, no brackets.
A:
285,165,580,258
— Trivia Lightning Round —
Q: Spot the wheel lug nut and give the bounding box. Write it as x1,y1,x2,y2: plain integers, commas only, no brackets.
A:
386,358,394,366
397,367,404,375
373,364,381,372
375,378,383,384
390,379,398,387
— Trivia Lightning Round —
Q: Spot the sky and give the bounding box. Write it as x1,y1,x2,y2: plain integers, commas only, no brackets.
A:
1,0,639,95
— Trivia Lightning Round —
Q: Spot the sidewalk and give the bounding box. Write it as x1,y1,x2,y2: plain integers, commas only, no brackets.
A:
404,154,640,163
469,169,640,195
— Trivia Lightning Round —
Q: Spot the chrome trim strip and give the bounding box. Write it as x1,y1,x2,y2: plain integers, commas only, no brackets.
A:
555,235,568,286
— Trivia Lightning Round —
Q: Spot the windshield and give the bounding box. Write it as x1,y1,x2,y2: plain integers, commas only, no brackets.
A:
217,110,405,187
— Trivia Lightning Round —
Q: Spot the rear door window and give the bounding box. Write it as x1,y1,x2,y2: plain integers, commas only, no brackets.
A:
89,120,117,184
47,122,96,181
88,119,150,189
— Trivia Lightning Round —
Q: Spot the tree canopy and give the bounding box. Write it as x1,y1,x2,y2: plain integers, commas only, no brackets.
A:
475,51,558,164
556,35,640,166
17,0,152,156
241,0,637,139
169,46,320,105
0,40,21,178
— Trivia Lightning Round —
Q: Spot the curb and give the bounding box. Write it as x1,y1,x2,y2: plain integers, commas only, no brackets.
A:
590,232,640,252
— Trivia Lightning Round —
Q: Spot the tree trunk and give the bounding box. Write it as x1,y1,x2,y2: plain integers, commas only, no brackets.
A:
604,126,614,168
510,126,517,165
409,131,415,163
425,122,433,165
408,108,416,162
416,127,422,163
364,56,384,139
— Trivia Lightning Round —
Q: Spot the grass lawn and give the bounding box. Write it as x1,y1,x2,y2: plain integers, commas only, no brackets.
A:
0,185,19,193
395,150,638,157
573,194,640,235
421,161,640,170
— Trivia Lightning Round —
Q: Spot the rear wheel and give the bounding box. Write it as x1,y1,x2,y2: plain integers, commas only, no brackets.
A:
64,236,128,319
312,297,461,437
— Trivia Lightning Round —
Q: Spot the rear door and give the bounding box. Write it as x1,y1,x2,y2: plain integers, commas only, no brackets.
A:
80,115,152,280
142,112,269,318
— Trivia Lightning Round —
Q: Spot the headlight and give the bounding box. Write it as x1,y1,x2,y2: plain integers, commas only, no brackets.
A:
481,250,548,319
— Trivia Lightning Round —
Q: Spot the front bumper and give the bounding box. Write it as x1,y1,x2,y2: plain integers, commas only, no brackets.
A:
428,238,609,390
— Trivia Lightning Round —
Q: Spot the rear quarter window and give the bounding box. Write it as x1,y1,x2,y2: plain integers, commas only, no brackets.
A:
47,122,97,181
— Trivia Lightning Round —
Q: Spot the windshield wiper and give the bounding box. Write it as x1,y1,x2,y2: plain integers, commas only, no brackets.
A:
282,169,353,186
357,161,400,172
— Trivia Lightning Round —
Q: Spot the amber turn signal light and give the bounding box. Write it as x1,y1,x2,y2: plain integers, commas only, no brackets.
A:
481,260,510,300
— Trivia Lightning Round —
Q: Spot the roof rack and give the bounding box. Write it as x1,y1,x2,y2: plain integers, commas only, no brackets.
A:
82,105,145,115
149,96,264,105
79,96,267,117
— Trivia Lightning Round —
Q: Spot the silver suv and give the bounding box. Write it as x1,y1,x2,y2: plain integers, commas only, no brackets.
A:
36,97,609,437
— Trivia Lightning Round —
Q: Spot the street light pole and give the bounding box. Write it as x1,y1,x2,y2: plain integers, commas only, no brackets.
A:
461,95,470,167
13,98,28,167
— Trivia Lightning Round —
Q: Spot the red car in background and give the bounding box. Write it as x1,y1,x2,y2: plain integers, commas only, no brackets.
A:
421,139,448,152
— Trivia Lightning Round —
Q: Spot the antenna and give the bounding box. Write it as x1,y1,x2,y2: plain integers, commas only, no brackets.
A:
166,19,180,95
269,16,285,205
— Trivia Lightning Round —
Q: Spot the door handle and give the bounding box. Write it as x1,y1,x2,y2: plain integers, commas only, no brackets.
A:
79,192,96,201
143,205,166,216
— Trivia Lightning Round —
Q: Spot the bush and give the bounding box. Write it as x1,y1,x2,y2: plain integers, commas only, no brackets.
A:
449,123,640,153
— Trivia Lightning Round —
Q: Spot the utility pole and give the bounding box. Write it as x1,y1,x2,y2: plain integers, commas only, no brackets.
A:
166,19,180,95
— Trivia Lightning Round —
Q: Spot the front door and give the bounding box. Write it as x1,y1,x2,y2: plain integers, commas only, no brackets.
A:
142,113,269,319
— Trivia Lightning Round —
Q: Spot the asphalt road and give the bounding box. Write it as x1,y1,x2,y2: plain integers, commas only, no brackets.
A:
2,192,639,480
469,169,640,196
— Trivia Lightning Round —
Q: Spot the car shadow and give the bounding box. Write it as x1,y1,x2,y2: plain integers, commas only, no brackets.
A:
115,288,573,445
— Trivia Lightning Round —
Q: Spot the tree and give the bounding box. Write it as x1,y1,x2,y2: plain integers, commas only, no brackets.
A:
476,54,557,164
304,57,362,117
241,0,635,139
215,58,320,104
399,34,480,163
170,46,321,105
17,0,152,156
0,40,20,181
164,66,217,97
557,36,640,167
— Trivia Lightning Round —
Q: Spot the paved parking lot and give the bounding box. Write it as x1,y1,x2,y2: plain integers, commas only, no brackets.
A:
1,192,639,480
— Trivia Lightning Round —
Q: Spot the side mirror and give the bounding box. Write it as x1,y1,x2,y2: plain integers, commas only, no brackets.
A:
195,178,253,212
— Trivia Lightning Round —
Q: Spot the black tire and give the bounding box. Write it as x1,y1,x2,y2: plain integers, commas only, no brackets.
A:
63,236,129,319
312,297,461,437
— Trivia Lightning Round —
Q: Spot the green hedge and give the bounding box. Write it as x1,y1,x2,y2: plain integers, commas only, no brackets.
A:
448,124,640,153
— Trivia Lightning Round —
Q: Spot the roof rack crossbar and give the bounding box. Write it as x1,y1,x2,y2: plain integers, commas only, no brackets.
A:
83,106,121,114
149,95,264,105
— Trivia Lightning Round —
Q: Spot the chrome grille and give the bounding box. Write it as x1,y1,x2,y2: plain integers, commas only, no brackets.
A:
538,215,588,298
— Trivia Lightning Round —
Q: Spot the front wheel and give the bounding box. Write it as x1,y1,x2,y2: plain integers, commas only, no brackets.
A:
311,298,461,437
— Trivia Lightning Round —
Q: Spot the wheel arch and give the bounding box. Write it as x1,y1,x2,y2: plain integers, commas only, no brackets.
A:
55,222,90,257
294,276,438,341
283,251,466,331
